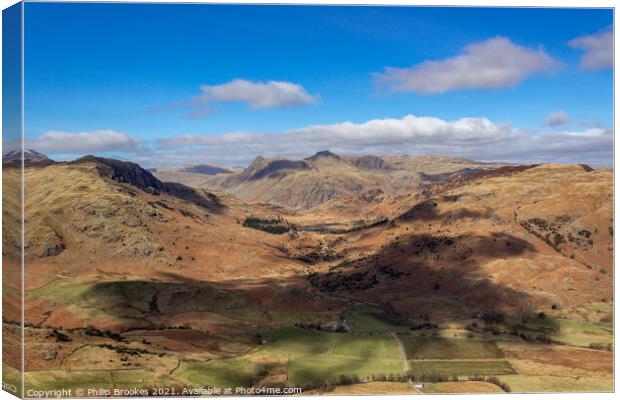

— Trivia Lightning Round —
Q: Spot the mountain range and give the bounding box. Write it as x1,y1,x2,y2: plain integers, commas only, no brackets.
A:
154,151,506,209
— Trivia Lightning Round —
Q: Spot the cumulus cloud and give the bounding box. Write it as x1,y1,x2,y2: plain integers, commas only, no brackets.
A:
28,115,611,168
545,111,570,127
197,79,318,110
149,114,611,167
155,115,520,159
288,115,520,146
375,37,556,94
569,28,613,70
27,130,138,154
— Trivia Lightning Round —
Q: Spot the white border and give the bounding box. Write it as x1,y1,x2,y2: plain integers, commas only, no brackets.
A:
0,1,616,400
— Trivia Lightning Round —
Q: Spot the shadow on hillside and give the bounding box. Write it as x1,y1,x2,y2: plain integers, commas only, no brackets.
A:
308,232,535,316
82,278,252,319
78,229,537,329
62,229,548,384
398,199,492,222
164,181,226,214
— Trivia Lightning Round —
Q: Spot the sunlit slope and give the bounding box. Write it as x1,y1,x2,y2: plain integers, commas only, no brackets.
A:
304,164,612,321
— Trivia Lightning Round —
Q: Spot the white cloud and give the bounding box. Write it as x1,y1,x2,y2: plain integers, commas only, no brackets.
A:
288,115,520,145
27,130,138,154
155,115,520,156
561,128,609,138
569,28,613,71
150,114,612,167
375,37,556,94
197,79,318,110
545,111,570,127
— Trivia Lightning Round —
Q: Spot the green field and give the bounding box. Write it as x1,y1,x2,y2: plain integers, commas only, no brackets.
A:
176,326,520,388
408,360,515,377
261,326,401,359
343,305,411,333
173,358,261,388
403,336,504,360
173,327,404,388
548,319,613,347
332,335,400,359
509,317,613,347
287,355,402,386
260,326,333,354
259,326,403,386
25,370,113,391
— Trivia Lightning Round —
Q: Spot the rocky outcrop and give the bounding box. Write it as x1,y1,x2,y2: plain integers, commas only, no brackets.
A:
350,155,391,170
359,188,384,202
72,156,224,212
24,226,65,257
74,156,166,194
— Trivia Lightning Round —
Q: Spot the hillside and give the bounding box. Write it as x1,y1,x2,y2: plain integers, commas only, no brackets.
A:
154,152,506,209
300,163,612,322
3,154,613,394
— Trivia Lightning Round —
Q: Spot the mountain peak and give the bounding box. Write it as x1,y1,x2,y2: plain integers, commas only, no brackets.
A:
3,149,53,165
251,155,266,164
305,150,341,161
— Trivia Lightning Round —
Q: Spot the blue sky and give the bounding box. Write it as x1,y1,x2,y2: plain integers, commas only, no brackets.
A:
18,3,614,167
3,2,21,145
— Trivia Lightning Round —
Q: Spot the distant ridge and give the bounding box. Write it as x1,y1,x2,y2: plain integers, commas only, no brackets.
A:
3,149,54,165
182,164,233,175
156,151,508,209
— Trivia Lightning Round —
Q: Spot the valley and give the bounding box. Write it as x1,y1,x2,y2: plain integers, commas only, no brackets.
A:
2,151,613,395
